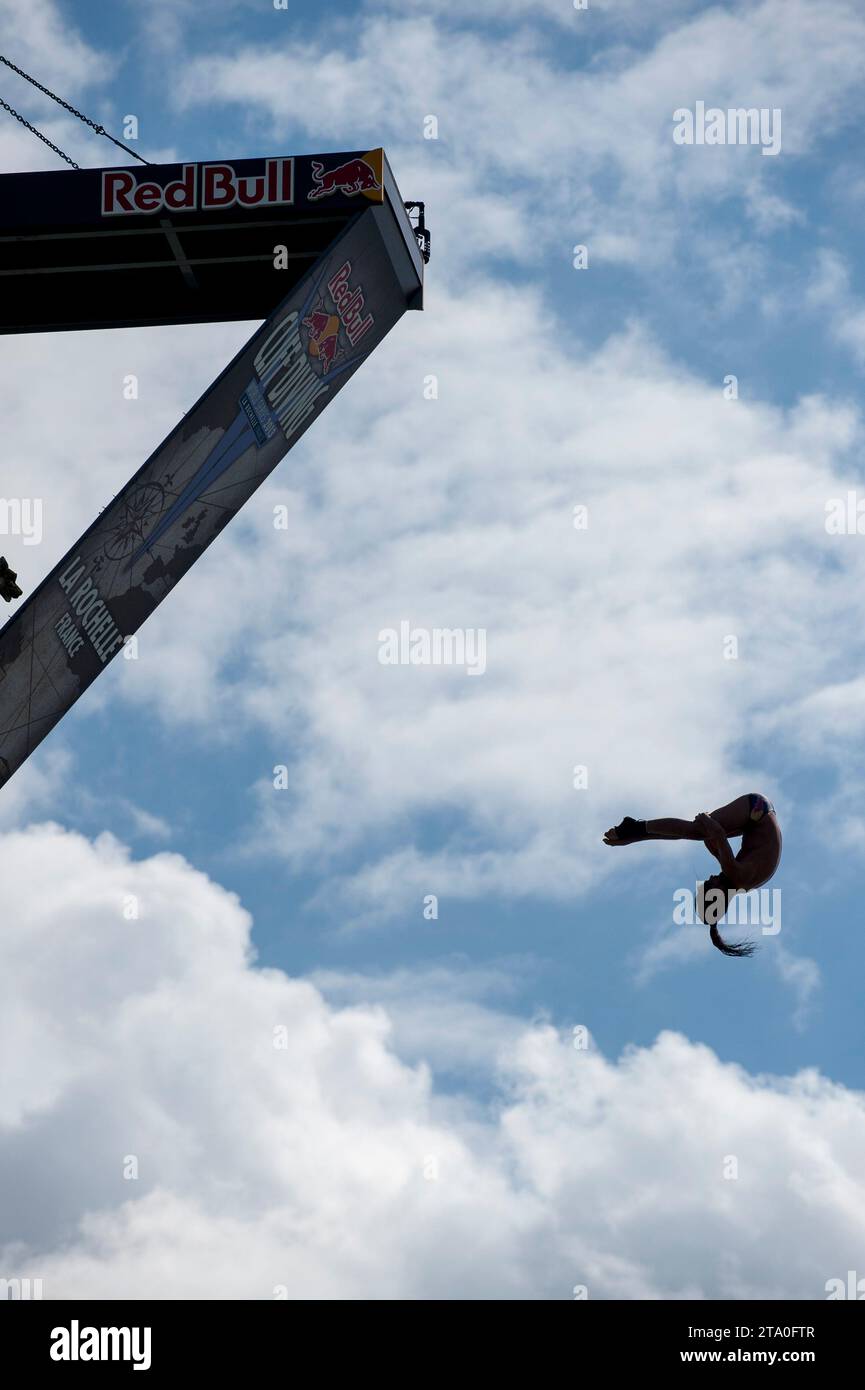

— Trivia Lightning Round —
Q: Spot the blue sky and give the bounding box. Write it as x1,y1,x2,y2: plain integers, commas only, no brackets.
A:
1,0,864,1299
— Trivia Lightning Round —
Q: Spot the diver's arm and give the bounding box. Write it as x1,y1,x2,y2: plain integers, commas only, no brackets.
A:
696,813,748,887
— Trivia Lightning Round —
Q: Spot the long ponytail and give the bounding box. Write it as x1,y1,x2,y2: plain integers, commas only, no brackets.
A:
709,923,756,958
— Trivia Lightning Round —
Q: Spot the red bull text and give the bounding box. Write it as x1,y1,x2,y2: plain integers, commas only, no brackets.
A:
102,160,294,216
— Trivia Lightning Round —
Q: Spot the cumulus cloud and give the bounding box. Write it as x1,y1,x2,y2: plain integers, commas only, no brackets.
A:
5,0,863,930
773,943,821,1032
0,0,103,96
1,0,860,1307
173,0,865,278
220,294,857,920
806,248,865,367
0,745,74,829
0,0,121,172
373,0,698,31
0,825,862,1299
27,0,840,930
0,318,250,599
7,278,864,928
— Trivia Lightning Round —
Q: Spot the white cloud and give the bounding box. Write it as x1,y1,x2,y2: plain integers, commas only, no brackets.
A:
173,0,865,276
0,824,862,1299
1,0,861,1308
0,319,250,612
0,0,121,172
214,294,856,919
373,0,698,31
120,803,172,839
0,817,862,1295
0,745,74,829
807,249,865,366
5,0,864,957
633,918,708,984
6,280,862,926
309,959,534,1075
743,177,806,233
769,672,865,758
631,903,822,1033
773,943,821,1032
0,0,103,94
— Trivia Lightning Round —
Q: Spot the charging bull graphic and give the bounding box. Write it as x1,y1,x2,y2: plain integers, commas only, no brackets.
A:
301,308,344,375
308,156,382,202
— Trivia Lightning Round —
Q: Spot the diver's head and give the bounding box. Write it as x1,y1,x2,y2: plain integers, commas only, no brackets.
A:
698,874,756,958
698,873,732,927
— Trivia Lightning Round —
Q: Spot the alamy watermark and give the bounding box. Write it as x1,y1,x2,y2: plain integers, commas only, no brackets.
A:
378,622,486,675
673,102,782,157
674,885,781,934
826,492,865,534
0,497,42,544
1,1276,43,1299
50,1323,151,1370
825,1271,865,1299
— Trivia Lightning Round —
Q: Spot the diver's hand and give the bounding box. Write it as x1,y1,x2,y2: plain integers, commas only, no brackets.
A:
696,812,726,853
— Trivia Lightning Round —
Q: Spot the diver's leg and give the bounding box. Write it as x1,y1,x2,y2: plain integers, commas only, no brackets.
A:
604,798,759,847
604,814,703,845
706,794,754,839
644,817,704,840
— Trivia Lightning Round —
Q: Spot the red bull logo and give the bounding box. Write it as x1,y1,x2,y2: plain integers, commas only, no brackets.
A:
102,159,294,216
307,156,381,203
301,309,343,375
301,258,375,375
